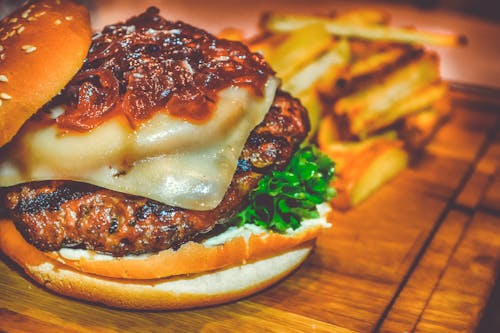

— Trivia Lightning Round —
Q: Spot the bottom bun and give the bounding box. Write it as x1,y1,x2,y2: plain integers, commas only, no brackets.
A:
0,219,313,310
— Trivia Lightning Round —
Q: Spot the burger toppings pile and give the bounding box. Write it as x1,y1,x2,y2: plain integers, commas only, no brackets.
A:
0,0,334,310
0,6,334,257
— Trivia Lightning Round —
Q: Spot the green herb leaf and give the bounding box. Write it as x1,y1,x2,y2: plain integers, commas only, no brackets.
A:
233,145,335,232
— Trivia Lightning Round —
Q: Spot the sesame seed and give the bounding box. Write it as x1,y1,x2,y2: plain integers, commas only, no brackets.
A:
1,35,7,41
54,19,62,25
0,75,8,82
35,11,46,18
17,26,25,34
0,100,3,107
7,30,15,38
65,16,73,21
27,17,36,22
0,93,12,100
21,45,36,53
21,9,31,19
55,0,61,4
9,17,18,23
0,46,4,51
0,54,5,60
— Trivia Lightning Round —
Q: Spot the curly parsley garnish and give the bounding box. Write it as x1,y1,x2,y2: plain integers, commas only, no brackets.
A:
233,145,335,232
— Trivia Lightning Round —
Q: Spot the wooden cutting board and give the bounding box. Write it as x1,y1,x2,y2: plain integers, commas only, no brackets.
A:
0,85,499,333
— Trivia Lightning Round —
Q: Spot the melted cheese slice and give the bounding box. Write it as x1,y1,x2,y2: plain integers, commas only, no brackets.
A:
0,78,279,210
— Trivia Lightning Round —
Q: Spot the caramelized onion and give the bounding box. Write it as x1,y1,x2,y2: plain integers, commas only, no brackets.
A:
57,7,274,131
57,69,119,130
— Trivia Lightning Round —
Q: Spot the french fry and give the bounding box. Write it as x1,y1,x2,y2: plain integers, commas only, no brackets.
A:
327,45,423,98
248,32,287,58
317,114,341,148
363,82,449,134
249,9,454,209
349,45,420,80
322,134,408,209
262,12,466,47
282,38,350,96
400,94,451,150
323,131,399,155
296,89,323,142
348,39,396,61
267,23,333,80
334,53,440,137
333,9,390,26
314,38,351,95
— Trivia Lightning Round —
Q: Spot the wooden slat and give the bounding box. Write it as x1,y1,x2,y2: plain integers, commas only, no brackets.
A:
414,212,500,332
379,93,500,332
481,169,500,213
479,128,500,213
0,308,84,333
379,210,471,332
457,120,500,210
425,103,498,162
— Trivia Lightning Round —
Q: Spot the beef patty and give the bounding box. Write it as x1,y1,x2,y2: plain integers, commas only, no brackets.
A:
2,91,309,256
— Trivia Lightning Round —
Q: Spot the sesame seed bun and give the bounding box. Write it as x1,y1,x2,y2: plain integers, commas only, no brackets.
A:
0,219,315,309
0,0,91,147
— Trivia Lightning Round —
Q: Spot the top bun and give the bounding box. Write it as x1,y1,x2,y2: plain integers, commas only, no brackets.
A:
0,0,92,147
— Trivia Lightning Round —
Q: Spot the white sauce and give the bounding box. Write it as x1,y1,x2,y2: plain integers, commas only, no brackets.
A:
56,204,332,262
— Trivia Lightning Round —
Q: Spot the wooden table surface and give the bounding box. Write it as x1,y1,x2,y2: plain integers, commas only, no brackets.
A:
0,86,498,333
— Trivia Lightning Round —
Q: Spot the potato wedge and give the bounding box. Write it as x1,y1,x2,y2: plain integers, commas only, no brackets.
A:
248,32,288,58
400,94,451,150
363,82,449,134
267,23,333,80
283,38,350,96
296,89,323,142
334,53,440,137
322,135,408,209
317,114,341,148
350,45,421,79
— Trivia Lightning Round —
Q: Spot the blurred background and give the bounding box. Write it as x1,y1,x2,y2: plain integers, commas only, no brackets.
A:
390,0,500,22
0,0,497,22
0,0,497,23
2,0,498,89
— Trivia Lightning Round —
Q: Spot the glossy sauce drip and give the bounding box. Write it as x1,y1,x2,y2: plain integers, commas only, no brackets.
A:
56,7,274,131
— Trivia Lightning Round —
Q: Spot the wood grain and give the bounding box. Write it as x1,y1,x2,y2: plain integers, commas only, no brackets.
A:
0,86,499,333
379,210,471,333
415,212,500,332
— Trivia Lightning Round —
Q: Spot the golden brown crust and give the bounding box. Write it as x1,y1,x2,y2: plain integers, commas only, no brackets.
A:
0,219,313,309
0,0,91,147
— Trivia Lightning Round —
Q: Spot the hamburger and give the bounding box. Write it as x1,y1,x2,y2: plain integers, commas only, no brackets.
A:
0,0,335,309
